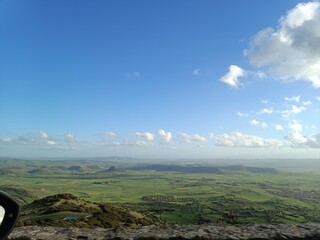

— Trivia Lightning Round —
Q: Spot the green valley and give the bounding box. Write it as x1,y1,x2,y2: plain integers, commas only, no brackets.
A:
1,158,320,226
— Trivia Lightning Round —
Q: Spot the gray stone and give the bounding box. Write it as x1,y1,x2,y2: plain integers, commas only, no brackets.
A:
7,224,320,240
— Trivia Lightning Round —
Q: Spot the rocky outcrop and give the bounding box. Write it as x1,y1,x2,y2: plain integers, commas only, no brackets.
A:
8,223,320,240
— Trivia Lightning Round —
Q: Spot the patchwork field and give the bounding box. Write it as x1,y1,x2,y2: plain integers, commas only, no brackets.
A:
1,158,320,225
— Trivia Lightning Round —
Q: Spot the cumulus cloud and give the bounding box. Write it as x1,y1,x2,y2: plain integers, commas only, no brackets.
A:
215,132,283,148
179,133,207,143
292,105,306,114
245,2,320,88
285,131,308,144
193,68,201,76
285,121,320,148
135,132,154,141
39,131,56,145
281,104,306,118
285,132,320,148
158,129,172,142
220,65,246,88
64,133,77,143
273,124,284,131
289,122,303,132
250,119,268,128
0,133,58,146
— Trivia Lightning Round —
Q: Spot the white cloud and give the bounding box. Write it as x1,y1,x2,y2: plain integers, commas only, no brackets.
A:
193,68,200,76
46,140,57,145
311,125,318,132
158,129,172,142
291,105,306,114
273,124,284,131
285,96,300,103
0,137,12,143
281,105,306,118
245,2,320,88
285,121,320,148
215,132,283,148
103,131,116,137
285,131,308,144
64,133,77,143
286,133,320,148
220,65,246,88
254,70,267,79
289,122,303,132
237,112,249,117
136,141,147,146
250,119,268,128
303,100,312,106
39,131,49,140
209,133,215,139
316,96,320,101
135,132,154,141
258,108,273,114
179,133,207,143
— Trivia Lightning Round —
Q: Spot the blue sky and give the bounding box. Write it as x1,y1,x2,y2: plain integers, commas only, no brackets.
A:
1,0,320,158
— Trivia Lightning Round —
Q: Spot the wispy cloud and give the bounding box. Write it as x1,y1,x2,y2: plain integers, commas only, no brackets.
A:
193,68,200,76
127,71,140,78
64,133,77,143
303,100,312,106
103,131,116,137
237,112,249,117
285,96,300,103
257,108,273,114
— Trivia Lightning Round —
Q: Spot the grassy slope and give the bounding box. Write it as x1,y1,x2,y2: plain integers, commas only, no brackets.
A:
0,158,320,225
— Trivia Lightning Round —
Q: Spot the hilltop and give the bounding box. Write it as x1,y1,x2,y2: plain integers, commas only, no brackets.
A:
18,193,154,228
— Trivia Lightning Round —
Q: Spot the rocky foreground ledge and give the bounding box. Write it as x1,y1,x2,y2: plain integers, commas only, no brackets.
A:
8,224,320,240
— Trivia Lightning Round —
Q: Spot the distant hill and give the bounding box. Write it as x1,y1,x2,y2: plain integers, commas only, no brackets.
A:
0,186,36,204
18,193,154,228
130,164,224,173
219,165,277,173
128,164,276,174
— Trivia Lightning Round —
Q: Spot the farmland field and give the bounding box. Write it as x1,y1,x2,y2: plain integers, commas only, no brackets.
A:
1,157,320,225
